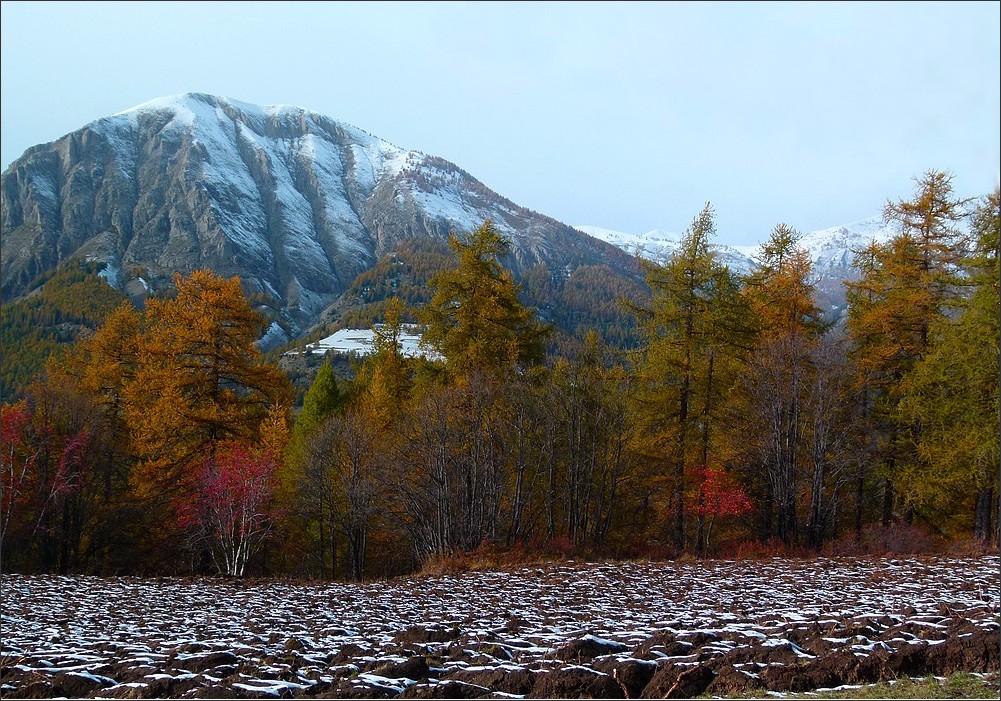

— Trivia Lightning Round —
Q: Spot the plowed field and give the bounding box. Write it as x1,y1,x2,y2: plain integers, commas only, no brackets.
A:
2,556,998,698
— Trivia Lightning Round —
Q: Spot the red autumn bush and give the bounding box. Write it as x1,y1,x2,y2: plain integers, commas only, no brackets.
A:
175,441,281,577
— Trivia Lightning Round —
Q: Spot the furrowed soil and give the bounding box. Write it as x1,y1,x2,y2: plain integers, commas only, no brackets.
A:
1,555,998,699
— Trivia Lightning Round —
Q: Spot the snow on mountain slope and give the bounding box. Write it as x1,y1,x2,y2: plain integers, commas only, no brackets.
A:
578,216,904,312
575,225,681,262
2,93,639,336
106,93,392,280
580,219,900,278
798,217,899,273
579,217,897,271
576,224,755,275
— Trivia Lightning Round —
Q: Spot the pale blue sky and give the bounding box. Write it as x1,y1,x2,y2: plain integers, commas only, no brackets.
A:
2,1,998,246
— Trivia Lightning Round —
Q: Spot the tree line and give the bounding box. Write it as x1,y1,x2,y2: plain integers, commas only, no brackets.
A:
1,170,997,578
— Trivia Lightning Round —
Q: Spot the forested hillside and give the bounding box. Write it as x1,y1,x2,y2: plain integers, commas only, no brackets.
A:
0,261,126,401
1,171,997,578
296,238,648,353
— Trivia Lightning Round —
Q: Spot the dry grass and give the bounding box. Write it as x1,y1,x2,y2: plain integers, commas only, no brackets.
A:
417,526,999,576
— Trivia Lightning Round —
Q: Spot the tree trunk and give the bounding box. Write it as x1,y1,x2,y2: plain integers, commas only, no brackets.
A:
881,475,894,526
807,431,826,550
674,375,689,552
318,500,327,579
973,486,994,544
510,409,527,545
995,490,1000,548
330,520,337,580
855,385,873,543
59,499,70,574
695,512,706,558
854,464,865,543
696,351,714,559
760,480,774,542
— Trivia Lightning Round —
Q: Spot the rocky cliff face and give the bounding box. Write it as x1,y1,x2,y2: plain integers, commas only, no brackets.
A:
2,93,639,333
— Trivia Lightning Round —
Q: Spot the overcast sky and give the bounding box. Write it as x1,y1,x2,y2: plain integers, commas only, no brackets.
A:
2,1,998,246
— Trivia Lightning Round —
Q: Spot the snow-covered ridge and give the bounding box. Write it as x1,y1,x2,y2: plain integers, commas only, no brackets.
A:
107,92,413,182
5,91,651,336
87,93,614,278
98,94,898,276
90,92,431,321
574,225,681,263
798,218,900,273
577,216,899,275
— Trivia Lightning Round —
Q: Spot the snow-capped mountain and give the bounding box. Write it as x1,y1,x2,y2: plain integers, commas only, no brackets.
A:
797,218,899,274
1,93,639,335
574,225,760,275
577,218,901,312
0,91,912,336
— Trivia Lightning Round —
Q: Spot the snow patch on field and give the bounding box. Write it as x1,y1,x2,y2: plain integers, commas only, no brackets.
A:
2,556,997,698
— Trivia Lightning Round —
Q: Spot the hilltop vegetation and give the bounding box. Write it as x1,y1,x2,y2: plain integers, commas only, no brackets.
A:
296,237,647,355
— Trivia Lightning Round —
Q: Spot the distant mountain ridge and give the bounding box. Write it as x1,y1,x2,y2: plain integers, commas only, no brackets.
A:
577,217,901,312
1,93,640,340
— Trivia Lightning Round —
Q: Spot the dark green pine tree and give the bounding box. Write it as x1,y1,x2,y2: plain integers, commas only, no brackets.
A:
295,361,343,442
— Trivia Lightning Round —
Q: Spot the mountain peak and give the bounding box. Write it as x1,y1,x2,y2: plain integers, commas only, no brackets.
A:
2,94,639,338
103,93,407,157
112,92,310,120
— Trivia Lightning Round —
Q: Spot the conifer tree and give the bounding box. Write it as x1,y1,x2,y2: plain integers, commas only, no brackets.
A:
845,170,972,524
364,297,415,428
125,270,292,501
900,187,999,542
632,203,751,552
294,362,343,442
76,303,144,413
419,220,549,380
741,224,824,544
289,357,351,579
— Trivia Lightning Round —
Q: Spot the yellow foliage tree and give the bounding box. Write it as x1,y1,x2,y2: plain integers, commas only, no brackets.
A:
419,220,549,382
741,223,825,544
124,270,292,500
845,170,971,525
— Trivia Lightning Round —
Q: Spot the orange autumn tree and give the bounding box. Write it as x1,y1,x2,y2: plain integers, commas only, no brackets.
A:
124,271,292,514
740,224,826,544
845,170,972,525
